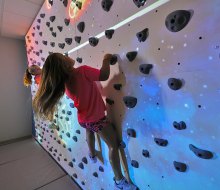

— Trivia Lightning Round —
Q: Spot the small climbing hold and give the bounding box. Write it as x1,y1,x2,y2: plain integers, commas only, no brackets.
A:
66,132,70,138
101,0,113,12
139,64,153,74
76,1,82,9
93,172,98,177
173,161,187,172
50,16,56,22
64,18,70,26
136,28,149,42
123,96,137,108
110,54,118,65
63,0,68,7
76,130,81,134
42,40,47,45
106,98,114,105
126,51,137,62
99,166,104,172
72,136,78,142
46,22,50,27
36,25,40,30
168,78,182,90
142,149,150,158
75,36,81,44
76,57,82,63
133,0,147,8
113,84,122,91
127,128,136,138
40,13,45,18
78,162,84,169
131,160,139,168
50,42,55,47
154,138,168,147
165,10,192,32
73,173,77,178
39,32,43,36
68,162,73,167
189,144,213,159
105,29,114,39
89,37,99,47
48,0,53,6
52,32,56,37
65,38,73,45
58,43,65,49
57,26,63,32
77,22,85,33
82,157,88,164
173,121,186,130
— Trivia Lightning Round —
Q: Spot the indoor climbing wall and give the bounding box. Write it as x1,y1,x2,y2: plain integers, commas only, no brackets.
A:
25,0,220,189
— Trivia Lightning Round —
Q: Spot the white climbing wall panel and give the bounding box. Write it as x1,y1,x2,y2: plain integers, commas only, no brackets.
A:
26,0,220,189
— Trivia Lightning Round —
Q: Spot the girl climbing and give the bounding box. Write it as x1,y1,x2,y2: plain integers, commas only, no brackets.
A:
23,65,41,87
33,53,138,190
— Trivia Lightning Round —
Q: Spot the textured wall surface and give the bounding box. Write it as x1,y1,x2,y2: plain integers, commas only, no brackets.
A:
26,0,220,189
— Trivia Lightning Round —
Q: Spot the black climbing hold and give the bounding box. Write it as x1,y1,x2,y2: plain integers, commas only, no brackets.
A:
52,32,56,37
67,111,72,115
75,36,81,44
37,19,41,23
40,13,45,18
189,144,213,159
165,10,192,32
76,130,80,134
76,57,82,63
48,0,53,6
70,103,74,108
127,128,136,138
168,78,182,90
36,25,40,30
173,161,187,172
77,22,85,33
76,1,82,9
35,41,38,45
99,166,104,172
142,150,150,158
58,43,65,49
64,52,69,57
154,138,168,147
139,64,153,74
73,173,77,178
106,98,114,105
32,33,35,37
133,0,146,8
68,162,73,167
105,29,114,39
131,160,139,168
110,54,117,65
93,172,98,177
66,132,70,138
64,18,70,26
46,22,50,27
89,37,99,47
136,28,149,42
126,51,137,62
113,84,122,91
42,40,47,45
50,27,53,32
57,26,63,32
50,42,55,47
78,162,84,169
50,16,56,22
68,148,72,152
173,121,186,130
72,136,78,142
82,157,88,164
39,32,43,36
65,38,73,45
101,0,113,12
63,0,68,7
123,96,137,108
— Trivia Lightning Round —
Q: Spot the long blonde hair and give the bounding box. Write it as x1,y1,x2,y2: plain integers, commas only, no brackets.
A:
33,53,71,121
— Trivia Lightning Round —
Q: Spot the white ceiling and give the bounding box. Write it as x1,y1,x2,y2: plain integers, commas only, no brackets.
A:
0,0,44,40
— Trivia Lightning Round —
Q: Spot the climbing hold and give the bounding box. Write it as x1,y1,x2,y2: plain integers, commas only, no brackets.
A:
36,25,40,30
75,36,81,44
65,38,73,45
50,16,56,22
89,37,99,47
50,42,55,47
127,128,136,138
136,28,149,42
82,157,88,164
68,148,72,152
105,29,114,39
142,150,150,158
173,161,187,172
76,1,82,9
173,121,186,130
64,18,70,26
42,40,48,45
119,141,126,148
72,136,78,142
77,22,85,33
78,162,84,169
39,32,42,36
58,43,65,49
64,52,69,57
50,27,53,31
139,64,153,74
165,10,192,32
131,160,139,168
40,13,45,18
48,0,53,6
76,130,81,134
67,111,72,115
123,96,137,108
99,166,104,172
70,103,74,108
63,0,68,7
37,19,41,23
189,144,213,159
106,98,114,105
52,32,56,37
110,54,118,65
32,33,35,37
73,173,77,178
57,26,63,32
126,51,137,62
101,0,113,12
168,78,182,90
113,84,122,91
66,132,70,138
93,172,98,177
46,22,50,27
76,57,82,63
68,162,73,167
154,138,168,147
133,0,147,8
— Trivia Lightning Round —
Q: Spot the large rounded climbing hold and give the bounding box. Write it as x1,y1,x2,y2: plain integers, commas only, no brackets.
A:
173,161,187,172
173,121,186,130
123,96,137,108
50,16,56,22
189,144,213,159
139,64,153,74
165,10,192,32
65,38,73,45
105,29,114,39
110,54,118,65
133,0,147,8
101,0,113,12
77,22,85,33
89,37,99,47
131,160,139,168
136,28,149,42
126,51,137,62
75,36,81,44
168,78,182,90
154,138,168,147
127,128,136,138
